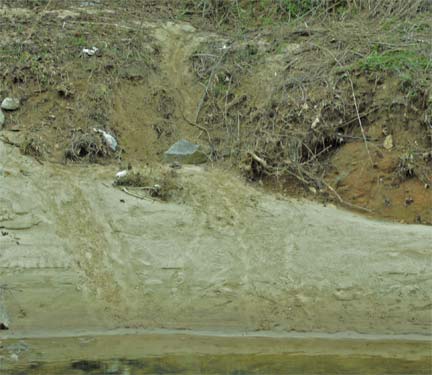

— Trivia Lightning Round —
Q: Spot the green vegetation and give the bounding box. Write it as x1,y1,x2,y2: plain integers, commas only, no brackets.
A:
358,50,431,73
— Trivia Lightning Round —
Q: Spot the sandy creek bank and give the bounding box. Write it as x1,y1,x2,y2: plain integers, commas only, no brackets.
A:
0,140,431,372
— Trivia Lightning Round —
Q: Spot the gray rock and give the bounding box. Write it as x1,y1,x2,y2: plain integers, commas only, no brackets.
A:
0,109,4,128
1,97,20,111
164,139,207,164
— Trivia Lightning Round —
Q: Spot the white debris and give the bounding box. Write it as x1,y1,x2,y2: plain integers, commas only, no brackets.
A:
311,117,320,129
115,170,128,179
383,134,393,150
82,46,99,56
93,128,117,151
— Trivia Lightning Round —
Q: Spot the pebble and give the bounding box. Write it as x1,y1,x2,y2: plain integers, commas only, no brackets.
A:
1,97,20,111
0,110,4,128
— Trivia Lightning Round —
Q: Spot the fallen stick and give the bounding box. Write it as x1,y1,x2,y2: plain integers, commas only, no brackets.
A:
120,187,147,200
248,151,268,168
0,136,19,147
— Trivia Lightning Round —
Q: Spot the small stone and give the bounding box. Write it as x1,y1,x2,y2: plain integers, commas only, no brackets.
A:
164,139,207,164
383,135,393,150
0,110,4,128
1,97,20,111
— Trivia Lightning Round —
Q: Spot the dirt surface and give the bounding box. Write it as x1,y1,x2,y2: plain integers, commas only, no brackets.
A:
0,2,430,223
328,142,432,223
0,2,431,373
1,140,431,370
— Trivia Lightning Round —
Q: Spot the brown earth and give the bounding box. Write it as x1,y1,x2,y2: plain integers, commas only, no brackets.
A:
0,2,431,373
0,3,430,224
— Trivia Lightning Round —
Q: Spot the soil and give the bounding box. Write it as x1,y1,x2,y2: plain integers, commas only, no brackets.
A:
328,142,432,224
0,3,430,223
1,135,431,372
0,1,431,373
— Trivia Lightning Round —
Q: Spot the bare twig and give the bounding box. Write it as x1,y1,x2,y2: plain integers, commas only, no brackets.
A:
248,151,268,168
119,187,147,200
194,50,227,123
180,112,213,147
0,136,19,147
310,42,373,165
349,79,374,166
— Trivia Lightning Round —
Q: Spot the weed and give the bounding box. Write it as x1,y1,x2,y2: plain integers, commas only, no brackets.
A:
70,35,88,48
114,170,179,201
397,152,416,179
358,50,431,74
20,137,45,159
179,0,428,29
64,131,110,162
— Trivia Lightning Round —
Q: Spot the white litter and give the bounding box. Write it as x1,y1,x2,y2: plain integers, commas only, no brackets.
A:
115,170,128,179
93,128,117,151
82,46,99,56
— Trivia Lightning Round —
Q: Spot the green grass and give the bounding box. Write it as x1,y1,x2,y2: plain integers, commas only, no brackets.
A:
70,35,88,48
358,50,431,73
337,49,431,75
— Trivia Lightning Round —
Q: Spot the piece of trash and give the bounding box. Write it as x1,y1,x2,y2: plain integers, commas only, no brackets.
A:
82,46,99,56
115,170,128,179
93,128,117,151
311,117,320,129
383,134,393,150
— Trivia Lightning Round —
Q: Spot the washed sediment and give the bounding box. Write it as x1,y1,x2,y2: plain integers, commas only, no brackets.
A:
0,141,431,339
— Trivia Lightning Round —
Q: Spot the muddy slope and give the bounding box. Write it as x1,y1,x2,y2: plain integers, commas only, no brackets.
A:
1,6,430,224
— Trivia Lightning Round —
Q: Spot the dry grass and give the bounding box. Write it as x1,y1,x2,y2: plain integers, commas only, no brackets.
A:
19,137,46,159
113,169,179,201
64,130,110,162
344,0,428,17
186,6,431,201
180,0,430,28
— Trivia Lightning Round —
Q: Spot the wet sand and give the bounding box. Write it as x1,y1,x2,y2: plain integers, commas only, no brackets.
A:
1,142,431,372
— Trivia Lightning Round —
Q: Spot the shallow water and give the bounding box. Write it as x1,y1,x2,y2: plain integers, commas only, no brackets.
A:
7,352,432,375
2,332,431,375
